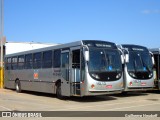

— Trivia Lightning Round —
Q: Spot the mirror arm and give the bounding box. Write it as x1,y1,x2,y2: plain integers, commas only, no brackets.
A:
149,51,155,65
118,48,124,64
83,45,89,62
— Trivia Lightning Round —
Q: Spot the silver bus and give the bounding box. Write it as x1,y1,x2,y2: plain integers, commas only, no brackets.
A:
118,44,155,92
150,48,160,90
4,40,124,99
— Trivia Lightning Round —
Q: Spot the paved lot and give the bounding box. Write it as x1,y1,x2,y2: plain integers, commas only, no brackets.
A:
0,89,160,119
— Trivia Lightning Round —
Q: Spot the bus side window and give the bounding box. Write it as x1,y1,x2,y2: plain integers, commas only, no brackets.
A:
4,58,7,70
18,55,25,70
6,57,11,70
53,50,61,68
153,54,159,80
72,50,80,68
42,50,52,68
25,54,33,69
11,57,18,70
33,52,42,69
158,55,160,80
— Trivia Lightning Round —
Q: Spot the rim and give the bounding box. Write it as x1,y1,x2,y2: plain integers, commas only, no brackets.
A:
16,83,19,91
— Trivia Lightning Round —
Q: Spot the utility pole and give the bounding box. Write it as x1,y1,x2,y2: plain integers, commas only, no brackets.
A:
0,0,4,88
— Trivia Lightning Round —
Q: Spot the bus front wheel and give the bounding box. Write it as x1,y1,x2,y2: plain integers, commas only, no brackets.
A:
15,80,21,93
56,83,63,99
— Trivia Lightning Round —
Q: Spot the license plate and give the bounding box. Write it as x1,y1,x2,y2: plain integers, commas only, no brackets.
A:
106,85,112,88
141,82,146,86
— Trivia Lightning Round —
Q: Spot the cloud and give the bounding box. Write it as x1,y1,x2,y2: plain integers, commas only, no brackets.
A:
141,9,160,14
142,10,151,14
154,10,160,14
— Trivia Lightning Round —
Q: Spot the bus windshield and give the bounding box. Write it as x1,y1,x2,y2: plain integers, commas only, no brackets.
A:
127,51,153,72
88,48,122,81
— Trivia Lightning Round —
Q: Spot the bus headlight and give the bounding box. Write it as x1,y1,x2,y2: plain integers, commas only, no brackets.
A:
149,73,153,78
91,74,100,79
129,72,136,77
116,73,121,79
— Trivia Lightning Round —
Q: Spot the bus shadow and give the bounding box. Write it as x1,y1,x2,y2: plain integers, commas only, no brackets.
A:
67,95,117,102
11,89,57,98
10,89,117,102
145,90,160,94
111,92,148,97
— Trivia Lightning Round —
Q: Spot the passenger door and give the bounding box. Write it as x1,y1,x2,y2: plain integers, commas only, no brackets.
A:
70,47,85,96
61,50,71,96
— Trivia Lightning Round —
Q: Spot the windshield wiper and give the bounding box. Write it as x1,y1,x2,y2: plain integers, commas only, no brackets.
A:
133,60,137,73
141,58,151,73
138,54,151,73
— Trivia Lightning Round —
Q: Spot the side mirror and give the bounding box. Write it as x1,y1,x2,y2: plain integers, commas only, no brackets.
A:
117,48,124,64
149,52,155,65
152,56,155,65
84,51,89,62
125,54,129,63
121,55,124,64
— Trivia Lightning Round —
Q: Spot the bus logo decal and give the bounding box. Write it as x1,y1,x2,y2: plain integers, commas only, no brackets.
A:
34,70,39,79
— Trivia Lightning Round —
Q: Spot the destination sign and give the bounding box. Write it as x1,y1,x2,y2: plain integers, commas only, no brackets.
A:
132,48,144,51
82,40,117,49
95,43,112,48
122,45,148,52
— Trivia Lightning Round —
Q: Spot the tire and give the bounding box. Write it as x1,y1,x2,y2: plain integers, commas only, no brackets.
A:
56,83,64,99
122,91,128,95
15,80,21,93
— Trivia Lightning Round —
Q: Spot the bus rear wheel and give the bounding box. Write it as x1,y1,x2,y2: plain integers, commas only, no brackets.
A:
15,80,21,93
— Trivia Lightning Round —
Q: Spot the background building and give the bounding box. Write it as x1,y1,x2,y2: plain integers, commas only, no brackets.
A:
5,41,58,55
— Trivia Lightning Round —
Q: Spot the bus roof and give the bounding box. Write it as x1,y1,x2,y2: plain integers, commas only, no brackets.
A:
5,40,117,57
5,41,58,55
150,48,160,54
5,41,82,57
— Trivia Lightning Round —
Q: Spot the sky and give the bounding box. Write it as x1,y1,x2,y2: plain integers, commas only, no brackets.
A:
3,0,160,48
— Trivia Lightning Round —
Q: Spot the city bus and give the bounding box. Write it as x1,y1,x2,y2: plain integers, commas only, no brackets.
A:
118,44,155,92
150,48,160,90
4,40,124,99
